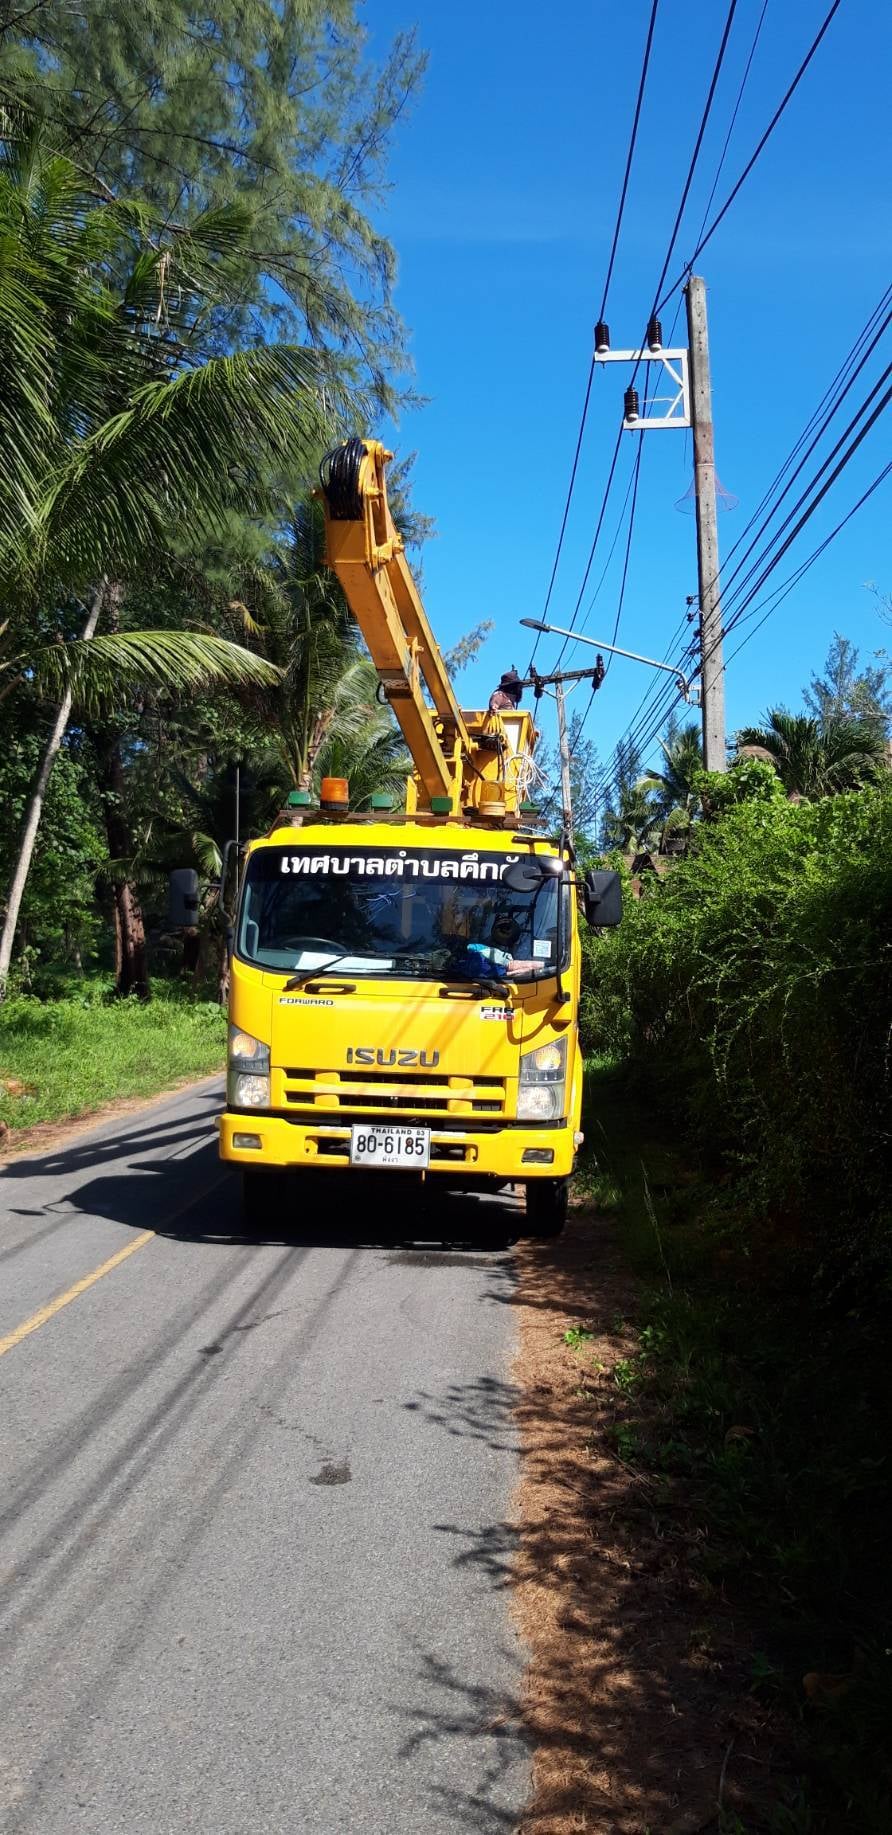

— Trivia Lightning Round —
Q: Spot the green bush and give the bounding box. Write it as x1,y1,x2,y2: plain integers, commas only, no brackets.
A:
0,985,225,1129
581,783,892,1259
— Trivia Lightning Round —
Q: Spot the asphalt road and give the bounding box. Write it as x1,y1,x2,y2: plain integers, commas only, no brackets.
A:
0,1082,528,1833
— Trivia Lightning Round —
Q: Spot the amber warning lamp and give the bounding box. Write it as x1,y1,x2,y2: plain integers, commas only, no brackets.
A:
320,776,349,811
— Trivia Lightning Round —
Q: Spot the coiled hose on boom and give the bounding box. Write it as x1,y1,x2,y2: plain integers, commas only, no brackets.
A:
319,438,367,521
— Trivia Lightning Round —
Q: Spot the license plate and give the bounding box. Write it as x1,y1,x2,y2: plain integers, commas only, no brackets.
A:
350,1124,430,1169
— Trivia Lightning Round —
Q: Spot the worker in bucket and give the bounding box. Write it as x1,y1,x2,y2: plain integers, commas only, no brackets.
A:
488,668,523,714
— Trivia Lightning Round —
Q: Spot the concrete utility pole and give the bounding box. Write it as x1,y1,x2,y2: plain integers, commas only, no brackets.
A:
685,275,726,772
554,679,574,843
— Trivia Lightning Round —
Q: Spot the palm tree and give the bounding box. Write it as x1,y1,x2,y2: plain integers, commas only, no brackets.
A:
735,710,885,799
602,784,662,863
638,720,703,851
235,492,416,804
0,122,330,994
314,656,410,807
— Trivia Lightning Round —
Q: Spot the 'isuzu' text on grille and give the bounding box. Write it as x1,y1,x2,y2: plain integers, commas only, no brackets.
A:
346,1048,440,1067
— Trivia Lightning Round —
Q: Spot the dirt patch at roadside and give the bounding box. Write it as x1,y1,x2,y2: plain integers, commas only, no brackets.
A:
0,1072,222,1162
511,1202,778,1834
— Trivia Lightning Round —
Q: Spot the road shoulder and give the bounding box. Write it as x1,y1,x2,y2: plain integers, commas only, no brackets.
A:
511,1202,775,1835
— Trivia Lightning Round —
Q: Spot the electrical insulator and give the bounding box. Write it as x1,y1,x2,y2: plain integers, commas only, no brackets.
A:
646,315,662,352
624,386,640,424
594,319,610,354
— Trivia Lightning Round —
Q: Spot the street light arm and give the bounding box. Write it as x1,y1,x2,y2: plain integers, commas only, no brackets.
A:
519,618,698,703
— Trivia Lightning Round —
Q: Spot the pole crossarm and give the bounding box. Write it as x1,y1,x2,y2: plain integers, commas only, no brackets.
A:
594,345,691,429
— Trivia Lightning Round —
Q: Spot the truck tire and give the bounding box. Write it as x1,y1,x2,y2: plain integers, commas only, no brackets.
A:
241,1165,278,1232
524,1177,569,1239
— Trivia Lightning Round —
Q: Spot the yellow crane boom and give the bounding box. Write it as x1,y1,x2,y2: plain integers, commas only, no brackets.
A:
319,438,537,819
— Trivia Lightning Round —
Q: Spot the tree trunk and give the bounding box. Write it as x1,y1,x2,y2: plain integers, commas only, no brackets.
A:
0,582,106,1001
94,729,150,1001
89,583,151,1001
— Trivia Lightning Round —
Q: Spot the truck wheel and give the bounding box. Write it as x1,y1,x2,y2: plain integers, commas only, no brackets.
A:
241,1166,278,1233
524,1177,569,1239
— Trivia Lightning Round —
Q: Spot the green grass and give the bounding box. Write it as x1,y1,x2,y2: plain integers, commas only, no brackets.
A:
0,985,225,1131
576,1058,892,1834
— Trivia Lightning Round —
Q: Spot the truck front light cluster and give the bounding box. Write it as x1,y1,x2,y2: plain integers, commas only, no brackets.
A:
228,1025,270,1110
517,1037,566,1123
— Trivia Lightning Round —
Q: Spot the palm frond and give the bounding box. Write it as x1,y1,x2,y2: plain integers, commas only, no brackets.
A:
15,629,281,715
31,345,326,585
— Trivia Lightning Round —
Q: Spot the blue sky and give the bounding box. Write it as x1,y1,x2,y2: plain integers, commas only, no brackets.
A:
367,0,891,783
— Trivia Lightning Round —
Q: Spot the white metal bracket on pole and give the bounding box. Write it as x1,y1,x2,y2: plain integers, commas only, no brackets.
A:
594,343,691,430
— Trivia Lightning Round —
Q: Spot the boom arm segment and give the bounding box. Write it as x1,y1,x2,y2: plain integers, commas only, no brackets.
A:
319,439,473,807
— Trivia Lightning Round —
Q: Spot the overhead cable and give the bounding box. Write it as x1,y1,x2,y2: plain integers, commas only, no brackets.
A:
722,461,892,668
529,0,663,669
666,0,770,343
720,366,892,631
656,0,845,312
598,0,662,322
554,0,739,681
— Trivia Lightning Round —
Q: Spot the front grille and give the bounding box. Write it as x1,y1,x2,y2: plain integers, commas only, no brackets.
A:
280,1064,507,1120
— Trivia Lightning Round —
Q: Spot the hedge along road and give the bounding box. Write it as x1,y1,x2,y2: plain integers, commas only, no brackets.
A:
0,1081,528,1834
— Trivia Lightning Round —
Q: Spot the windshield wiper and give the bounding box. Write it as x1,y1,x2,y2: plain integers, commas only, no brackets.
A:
283,951,432,990
283,952,356,989
440,978,512,1002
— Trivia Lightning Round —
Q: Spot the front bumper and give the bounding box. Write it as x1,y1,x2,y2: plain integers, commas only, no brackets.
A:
218,1111,575,1179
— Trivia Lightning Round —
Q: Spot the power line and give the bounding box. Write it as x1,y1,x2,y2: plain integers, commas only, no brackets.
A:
720,284,891,574
586,293,890,812
600,358,891,794
715,332,892,618
594,659,690,800
722,461,892,669
535,444,647,820
551,1,740,680
606,459,892,771
580,626,698,814
528,0,662,668
531,358,595,660
656,0,845,313
569,436,645,750
666,0,770,344
598,0,662,322
643,0,740,332
543,0,852,805
602,434,644,666
720,365,892,634
691,376,892,690
576,446,641,633
551,423,625,667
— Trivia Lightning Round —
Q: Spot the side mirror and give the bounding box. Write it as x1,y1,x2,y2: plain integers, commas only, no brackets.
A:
168,868,200,929
501,855,564,893
583,868,622,928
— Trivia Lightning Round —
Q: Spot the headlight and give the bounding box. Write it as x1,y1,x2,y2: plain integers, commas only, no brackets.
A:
517,1036,566,1121
231,1073,270,1109
517,1083,561,1122
523,1041,565,1078
228,1025,270,1109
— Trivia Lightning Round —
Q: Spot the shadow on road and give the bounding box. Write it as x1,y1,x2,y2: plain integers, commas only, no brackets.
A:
0,1085,223,1184
4,1103,526,1253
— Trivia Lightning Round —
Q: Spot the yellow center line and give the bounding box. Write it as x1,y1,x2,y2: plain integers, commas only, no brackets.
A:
0,1231,155,1359
0,1172,229,1361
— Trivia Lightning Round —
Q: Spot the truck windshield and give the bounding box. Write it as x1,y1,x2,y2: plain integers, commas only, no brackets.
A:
237,846,567,982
